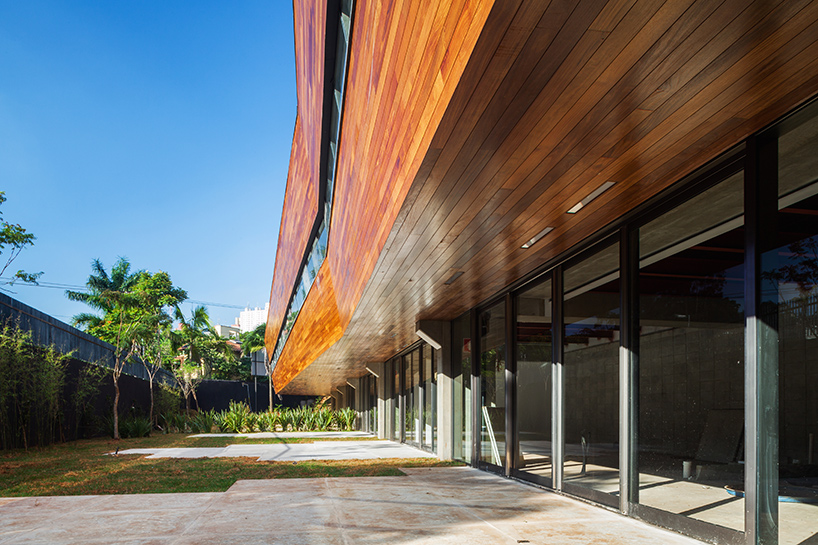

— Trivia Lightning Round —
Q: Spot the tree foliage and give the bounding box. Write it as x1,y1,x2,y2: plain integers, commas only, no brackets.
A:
0,192,42,288
169,306,238,409
67,258,186,438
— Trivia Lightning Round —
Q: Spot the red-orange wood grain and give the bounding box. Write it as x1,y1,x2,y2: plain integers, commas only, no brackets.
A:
270,0,494,392
265,0,326,353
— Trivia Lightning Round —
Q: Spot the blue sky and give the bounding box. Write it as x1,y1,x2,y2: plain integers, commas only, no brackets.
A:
0,1,295,326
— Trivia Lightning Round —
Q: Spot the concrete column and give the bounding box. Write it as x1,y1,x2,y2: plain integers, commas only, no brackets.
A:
416,319,453,460
347,377,361,429
437,322,453,460
370,361,387,439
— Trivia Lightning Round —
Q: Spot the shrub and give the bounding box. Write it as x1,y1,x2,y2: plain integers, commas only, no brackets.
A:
190,410,216,434
218,401,252,433
314,408,334,431
336,407,356,431
0,323,68,449
72,364,106,439
160,412,189,434
120,415,152,438
258,409,281,432
154,384,182,421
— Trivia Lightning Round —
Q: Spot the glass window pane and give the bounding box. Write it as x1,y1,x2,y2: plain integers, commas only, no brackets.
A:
516,277,552,482
638,171,745,532
775,115,818,545
453,313,472,462
393,358,401,441
480,301,506,466
564,241,620,495
369,375,377,435
412,349,421,444
423,345,435,450
404,353,416,442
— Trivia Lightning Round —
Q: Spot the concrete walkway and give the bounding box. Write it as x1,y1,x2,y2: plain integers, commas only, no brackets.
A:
0,467,706,544
117,440,436,461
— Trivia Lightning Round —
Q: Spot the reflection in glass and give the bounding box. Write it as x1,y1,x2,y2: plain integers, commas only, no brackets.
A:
564,242,620,494
368,375,377,435
480,302,506,466
776,117,818,545
404,353,416,443
412,349,422,444
516,277,552,481
453,313,472,462
392,358,401,441
638,172,745,532
423,346,436,451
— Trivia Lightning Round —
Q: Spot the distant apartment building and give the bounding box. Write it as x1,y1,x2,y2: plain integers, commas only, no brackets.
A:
214,324,241,339
239,303,268,333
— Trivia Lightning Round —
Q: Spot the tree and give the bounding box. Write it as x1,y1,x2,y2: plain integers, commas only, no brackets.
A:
127,272,187,425
0,192,42,289
240,323,270,409
67,258,186,439
170,305,235,412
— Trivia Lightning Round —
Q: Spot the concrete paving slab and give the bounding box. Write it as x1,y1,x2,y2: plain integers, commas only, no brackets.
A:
117,439,436,461
0,467,709,545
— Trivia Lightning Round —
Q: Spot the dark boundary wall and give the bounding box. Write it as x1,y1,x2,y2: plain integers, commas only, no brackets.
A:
63,357,159,441
196,379,315,412
0,292,174,385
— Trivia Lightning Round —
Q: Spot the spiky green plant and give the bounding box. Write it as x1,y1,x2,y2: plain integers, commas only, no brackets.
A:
314,408,334,431
280,409,295,431
336,407,357,431
190,410,216,433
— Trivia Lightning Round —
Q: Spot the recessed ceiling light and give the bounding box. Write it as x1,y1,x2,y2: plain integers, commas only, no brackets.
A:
521,227,554,249
444,271,464,285
566,181,615,214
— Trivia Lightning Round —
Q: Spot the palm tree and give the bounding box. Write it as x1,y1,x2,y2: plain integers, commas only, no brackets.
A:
66,258,143,440
67,258,185,438
240,323,271,410
170,305,235,412
66,258,142,329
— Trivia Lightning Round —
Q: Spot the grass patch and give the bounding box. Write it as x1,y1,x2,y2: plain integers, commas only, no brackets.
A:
0,434,460,497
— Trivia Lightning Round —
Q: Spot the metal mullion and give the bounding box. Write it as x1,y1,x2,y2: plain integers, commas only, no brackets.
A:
620,226,639,513
552,265,565,491
744,134,779,545
505,293,516,477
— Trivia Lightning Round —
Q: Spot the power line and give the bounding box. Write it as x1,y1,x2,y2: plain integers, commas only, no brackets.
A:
0,278,248,310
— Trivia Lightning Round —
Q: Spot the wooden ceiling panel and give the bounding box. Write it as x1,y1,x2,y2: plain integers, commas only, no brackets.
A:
275,0,818,394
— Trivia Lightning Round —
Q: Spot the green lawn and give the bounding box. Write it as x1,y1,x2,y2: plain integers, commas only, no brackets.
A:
0,434,460,497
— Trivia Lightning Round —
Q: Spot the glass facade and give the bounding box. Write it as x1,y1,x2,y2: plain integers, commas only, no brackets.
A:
392,358,401,442
638,171,745,531
480,302,506,467
453,313,472,463
772,112,818,544
515,277,552,483
563,242,620,496
381,342,437,452
423,345,436,451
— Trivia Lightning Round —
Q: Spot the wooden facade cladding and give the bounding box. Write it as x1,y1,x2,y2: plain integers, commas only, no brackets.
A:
270,0,494,392
271,0,818,394
265,0,325,351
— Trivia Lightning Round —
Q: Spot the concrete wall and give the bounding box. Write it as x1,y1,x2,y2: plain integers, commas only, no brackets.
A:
0,292,174,385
